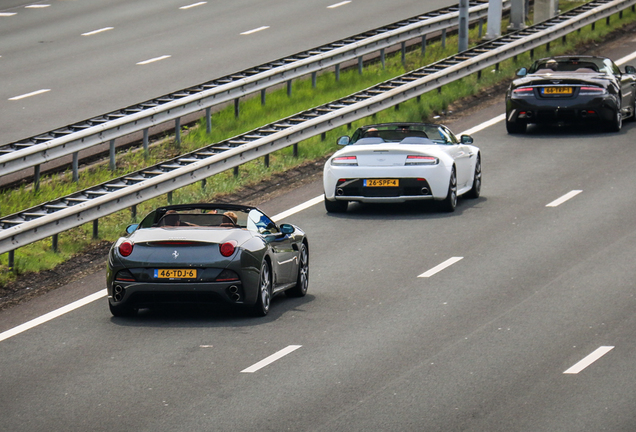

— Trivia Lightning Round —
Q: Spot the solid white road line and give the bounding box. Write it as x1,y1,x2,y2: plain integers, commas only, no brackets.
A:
563,346,614,374
137,55,171,65
328,1,351,8
0,289,107,343
0,12,17,16
81,27,114,36
180,2,207,10
418,257,463,278
461,113,506,136
241,345,302,373
241,26,270,35
546,190,582,207
272,195,324,222
25,4,50,8
9,89,51,100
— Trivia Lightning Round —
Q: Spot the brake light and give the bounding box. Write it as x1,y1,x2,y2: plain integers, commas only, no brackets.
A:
405,155,439,165
332,156,358,166
119,241,134,257
220,240,237,257
579,86,605,94
512,87,534,94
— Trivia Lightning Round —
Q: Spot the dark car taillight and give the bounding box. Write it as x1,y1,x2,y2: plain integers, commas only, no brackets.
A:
215,269,240,282
119,241,134,257
219,240,237,257
115,269,136,282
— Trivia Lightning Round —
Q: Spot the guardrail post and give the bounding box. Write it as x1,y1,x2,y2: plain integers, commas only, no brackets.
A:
619,10,623,19
293,143,298,158
321,132,326,141
131,205,137,219
606,16,610,26
546,42,550,52
261,89,266,105
72,152,79,183
381,49,385,69
8,250,15,269
312,72,317,88
52,234,58,253
592,21,596,31
175,118,181,147
234,167,239,177
264,154,270,168
93,219,99,239
34,164,41,192
109,139,116,171
442,28,446,49
287,80,292,97
234,98,240,118
562,35,566,44
421,35,426,55
167,191,173,204
401,42,406,66
205,108,212,133
335,64,340,82
143,128,149,158
358,57,363,74
478,18,483,38
201,178,206,189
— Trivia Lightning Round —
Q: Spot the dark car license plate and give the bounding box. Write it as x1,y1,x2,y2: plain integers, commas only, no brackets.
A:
154,269,197,279
542,87,573,95
364,179,399,187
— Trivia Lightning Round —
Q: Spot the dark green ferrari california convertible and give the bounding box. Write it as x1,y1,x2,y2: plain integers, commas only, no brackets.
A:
106,204,309,317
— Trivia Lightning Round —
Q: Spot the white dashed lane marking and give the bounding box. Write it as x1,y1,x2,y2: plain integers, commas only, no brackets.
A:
418,257,463,278
563,346,614,374
241,345,302,373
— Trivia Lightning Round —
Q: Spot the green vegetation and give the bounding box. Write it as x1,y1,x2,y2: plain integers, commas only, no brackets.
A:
1,0,634,286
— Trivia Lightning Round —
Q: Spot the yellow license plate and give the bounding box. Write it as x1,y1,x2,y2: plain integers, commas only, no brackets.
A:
364,179,399,187
154,269,197,279
543,87,572,95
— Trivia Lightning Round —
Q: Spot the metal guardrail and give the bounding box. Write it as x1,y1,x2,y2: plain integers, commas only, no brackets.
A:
0,0,499,179
1,0,634,257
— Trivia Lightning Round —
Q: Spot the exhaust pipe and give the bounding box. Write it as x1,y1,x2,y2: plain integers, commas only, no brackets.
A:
336,188,344,196
229,285,241,302
113,285,125,302
421,187,430,195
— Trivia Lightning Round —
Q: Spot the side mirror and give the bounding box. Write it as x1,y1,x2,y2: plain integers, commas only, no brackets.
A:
516,67,527,77
337,136,351,146
126,224,139,234
280,224,295,235
625,65,636,74
460,135,474,144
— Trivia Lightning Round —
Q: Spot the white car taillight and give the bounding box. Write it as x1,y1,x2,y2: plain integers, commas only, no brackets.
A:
579,86,607,95
331,156,358,166
405,155,439,165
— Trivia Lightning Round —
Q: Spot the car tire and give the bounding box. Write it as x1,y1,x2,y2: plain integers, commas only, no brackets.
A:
606,107,622,132
506,118,526,134
252,261,272,317
441,167,457,213
465,155,481,199
325,198,348,213
109,301,137,317
286,243,309,298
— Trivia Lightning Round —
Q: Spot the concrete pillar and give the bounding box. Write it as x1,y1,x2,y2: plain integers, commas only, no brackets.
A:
509,0,526,30
534,0,559,24
485,0,502,40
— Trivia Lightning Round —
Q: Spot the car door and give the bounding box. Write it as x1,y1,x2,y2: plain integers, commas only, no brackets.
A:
608,59,636,113
439,126,472,188
247,209,297,287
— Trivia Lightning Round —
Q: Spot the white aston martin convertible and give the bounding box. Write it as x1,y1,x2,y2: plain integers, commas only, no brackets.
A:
323,123,481,212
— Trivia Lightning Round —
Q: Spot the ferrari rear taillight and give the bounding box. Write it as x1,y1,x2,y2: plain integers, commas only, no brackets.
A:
220,240,237,257
119,241,134,257
216,269,240,282
405,155,438,165
332,156,358,166
115,269,135,282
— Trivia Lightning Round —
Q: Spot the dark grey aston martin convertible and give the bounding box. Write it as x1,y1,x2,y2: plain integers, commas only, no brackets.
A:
106,204,309,317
